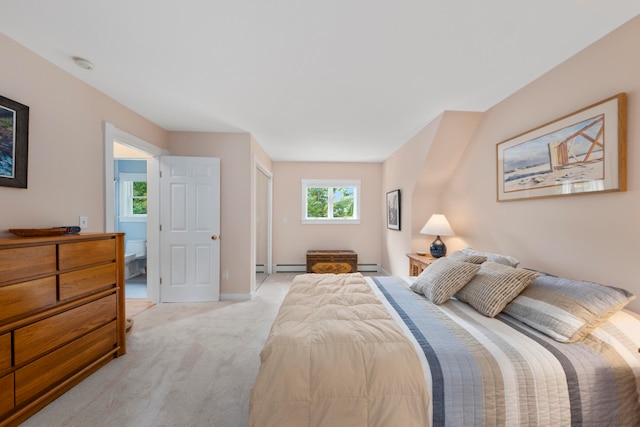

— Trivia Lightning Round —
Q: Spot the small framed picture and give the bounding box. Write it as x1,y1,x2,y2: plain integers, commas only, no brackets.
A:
0,94,30,188
386,189,400,230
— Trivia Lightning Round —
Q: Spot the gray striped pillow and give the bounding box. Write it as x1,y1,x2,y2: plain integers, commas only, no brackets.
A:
455,261,538,317
410,258,481,304
503,273,635,342
447,251,487,264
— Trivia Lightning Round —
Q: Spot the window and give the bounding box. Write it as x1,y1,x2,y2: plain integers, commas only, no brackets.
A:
119,173,147,221
302,179,360,224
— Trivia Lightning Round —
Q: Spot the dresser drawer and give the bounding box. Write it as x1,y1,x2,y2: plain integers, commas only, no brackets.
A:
0,373,14,417
0,233,124,424
14,294,117,365
0,277,57,323
0,333,10,373
0,245,56,283
15,321,117,406
59,263,117,301
58,239,116,270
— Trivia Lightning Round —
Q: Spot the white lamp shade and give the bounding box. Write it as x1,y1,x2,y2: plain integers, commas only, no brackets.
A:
420,214,454,237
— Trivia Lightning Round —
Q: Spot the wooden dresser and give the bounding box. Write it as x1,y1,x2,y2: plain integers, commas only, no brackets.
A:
0,233,126,426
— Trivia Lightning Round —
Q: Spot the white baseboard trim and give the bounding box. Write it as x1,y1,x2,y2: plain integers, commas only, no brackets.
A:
274,264,381,273
275,264,306,272
220,293,251,301
358,264,379,272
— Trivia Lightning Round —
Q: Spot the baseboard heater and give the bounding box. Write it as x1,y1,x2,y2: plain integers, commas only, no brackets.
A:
275,263,379,273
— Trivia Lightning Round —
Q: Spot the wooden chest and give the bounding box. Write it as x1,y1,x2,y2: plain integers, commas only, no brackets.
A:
306,250,358,274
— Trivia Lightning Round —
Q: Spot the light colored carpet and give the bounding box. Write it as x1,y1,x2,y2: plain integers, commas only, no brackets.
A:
20,273,296,427
126,299,156,318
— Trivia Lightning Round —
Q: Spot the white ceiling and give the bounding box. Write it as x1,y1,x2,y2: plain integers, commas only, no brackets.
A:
1,1,638,162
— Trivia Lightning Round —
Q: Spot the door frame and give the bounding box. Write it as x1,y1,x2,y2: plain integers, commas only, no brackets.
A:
252,156,273,293
104,122,168,304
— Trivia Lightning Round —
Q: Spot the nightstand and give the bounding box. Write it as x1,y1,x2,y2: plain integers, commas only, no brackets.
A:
406,253,437,276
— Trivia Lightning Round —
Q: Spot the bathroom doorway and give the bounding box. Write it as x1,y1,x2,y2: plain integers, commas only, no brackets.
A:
115,159,148,299
104,122,167,305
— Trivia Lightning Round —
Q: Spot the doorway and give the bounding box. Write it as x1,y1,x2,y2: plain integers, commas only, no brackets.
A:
115,159,148,299
104,122,167,304
255,162,272,290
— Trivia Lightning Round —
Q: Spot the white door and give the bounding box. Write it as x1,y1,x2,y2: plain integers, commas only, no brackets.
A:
160,156,220,302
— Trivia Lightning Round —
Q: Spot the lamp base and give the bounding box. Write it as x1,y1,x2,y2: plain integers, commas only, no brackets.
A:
430,236,447,258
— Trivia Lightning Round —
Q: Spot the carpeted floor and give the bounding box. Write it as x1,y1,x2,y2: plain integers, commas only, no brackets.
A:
126,299,156,318
20,273,296,427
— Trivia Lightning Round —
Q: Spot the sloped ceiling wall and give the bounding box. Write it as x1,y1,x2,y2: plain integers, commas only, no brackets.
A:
382,111,482,274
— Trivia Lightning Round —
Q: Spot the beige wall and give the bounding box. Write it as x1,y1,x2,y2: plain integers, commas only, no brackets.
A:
0,33,168,234
382,111,482,275
440,16,640,312
382,116,442,274
251,134,273,172
167,132,256,298
4,13,640,312
272,162,382,268
0,32,263,300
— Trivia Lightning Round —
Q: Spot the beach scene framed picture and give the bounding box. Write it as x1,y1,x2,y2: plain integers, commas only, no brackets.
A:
496,93,626,202
0,95,30,189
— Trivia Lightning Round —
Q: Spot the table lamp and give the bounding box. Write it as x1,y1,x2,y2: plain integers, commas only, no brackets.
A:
420,214,455,258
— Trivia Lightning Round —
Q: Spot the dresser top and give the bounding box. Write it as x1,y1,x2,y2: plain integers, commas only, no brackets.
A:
0,232,124,248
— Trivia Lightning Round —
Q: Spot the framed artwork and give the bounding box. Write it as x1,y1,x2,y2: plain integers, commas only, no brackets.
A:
386,189,400,230
496,93,626,202
0,95,30,188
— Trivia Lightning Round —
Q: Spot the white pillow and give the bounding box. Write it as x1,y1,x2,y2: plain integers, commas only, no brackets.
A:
461,247,519,267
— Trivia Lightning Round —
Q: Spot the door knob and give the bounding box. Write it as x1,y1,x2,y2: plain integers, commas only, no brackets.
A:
211,235,218,240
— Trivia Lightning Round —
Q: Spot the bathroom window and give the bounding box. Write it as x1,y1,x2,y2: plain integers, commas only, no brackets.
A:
301,179,360,224
119,173,147,221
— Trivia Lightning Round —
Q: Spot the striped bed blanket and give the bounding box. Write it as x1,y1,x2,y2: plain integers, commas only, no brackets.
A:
369,276,640,426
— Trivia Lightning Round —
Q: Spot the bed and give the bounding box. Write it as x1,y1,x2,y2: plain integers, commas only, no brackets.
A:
248,251,640,426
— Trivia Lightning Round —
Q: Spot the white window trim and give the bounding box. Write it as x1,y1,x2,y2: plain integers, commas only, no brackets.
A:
301,179,361,225
119,172,147,222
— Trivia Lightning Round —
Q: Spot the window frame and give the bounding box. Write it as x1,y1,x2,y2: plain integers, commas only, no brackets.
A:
119,172,148,222
301,179,361,224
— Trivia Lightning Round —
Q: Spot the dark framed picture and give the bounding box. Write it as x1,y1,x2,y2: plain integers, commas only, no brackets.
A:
497,93,626,201
0,95,30,188
386,189,400,230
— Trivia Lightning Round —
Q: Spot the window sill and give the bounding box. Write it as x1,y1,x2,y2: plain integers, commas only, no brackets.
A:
301,219,360,225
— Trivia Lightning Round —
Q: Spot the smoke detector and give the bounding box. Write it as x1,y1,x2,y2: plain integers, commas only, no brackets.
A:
72,56,95,70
